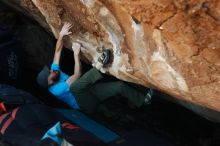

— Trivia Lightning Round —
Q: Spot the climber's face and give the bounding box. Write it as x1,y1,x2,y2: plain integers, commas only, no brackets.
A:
47,70,60,86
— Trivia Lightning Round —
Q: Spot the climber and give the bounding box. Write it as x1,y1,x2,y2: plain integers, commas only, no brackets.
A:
37,22,154,113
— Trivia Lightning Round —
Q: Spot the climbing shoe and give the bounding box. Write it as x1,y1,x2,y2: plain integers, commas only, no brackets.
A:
143,89,154,105
98,49,110,65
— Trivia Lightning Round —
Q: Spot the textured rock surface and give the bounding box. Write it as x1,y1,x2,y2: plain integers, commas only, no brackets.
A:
2,0,220,121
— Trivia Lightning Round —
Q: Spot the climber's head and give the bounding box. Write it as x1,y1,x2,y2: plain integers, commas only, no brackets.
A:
47,70,60,86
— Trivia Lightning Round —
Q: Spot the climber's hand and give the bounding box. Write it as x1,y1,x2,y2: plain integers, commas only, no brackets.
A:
72,42,81,56
59,22,72,37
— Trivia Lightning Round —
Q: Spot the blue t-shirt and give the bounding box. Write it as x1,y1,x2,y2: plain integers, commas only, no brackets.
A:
48,63,79,109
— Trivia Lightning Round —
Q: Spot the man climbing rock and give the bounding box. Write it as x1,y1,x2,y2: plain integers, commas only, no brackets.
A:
37,22,154,113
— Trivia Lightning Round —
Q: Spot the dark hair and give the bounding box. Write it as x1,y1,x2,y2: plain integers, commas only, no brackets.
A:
39,138,59,146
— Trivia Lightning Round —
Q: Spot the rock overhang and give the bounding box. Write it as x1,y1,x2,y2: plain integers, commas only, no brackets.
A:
2,0,220,121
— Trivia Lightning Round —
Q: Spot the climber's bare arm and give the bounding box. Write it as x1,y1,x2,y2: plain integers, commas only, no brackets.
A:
53,22,72,65
66,43,82,86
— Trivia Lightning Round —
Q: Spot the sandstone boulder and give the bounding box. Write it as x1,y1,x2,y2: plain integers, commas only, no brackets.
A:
2,0,220,121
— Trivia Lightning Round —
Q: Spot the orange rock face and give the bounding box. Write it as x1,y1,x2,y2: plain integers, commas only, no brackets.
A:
3,0,220,120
